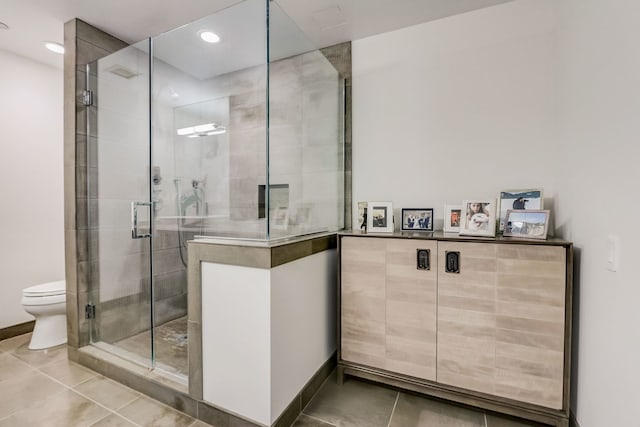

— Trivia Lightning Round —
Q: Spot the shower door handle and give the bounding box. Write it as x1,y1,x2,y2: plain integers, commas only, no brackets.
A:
131,201,152,239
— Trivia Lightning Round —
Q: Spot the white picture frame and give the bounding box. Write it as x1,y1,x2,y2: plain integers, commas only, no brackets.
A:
367,201,394,233
443,204,462,233
460,200,496,237
356,201,368,231
497,189,543,232
503,209,550,240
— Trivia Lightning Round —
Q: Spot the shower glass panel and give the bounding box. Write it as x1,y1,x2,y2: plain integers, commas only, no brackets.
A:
150,0,267,376
152,0,268,242
84,0,344,387
87,40,154,369
268,3,345,238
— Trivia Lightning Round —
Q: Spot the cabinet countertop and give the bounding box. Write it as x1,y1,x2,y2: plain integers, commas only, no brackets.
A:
339,230,572,246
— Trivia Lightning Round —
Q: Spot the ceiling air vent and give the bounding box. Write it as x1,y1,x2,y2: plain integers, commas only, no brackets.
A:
106,65,139,79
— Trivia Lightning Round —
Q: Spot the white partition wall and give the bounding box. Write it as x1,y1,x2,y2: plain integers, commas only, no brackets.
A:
201,250,337,425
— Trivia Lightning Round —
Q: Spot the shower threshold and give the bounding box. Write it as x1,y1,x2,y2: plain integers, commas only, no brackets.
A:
85,342,188,393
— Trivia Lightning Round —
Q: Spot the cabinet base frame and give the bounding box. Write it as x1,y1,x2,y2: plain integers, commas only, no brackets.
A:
337,362,569,427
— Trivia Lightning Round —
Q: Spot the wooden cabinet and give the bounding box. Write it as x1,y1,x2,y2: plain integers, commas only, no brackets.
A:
437,242,566,409
338,234,572,427
340,237,437,380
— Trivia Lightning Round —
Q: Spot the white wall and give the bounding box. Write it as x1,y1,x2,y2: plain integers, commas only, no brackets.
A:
352,0,558,229
555,1,640,426
0,50,64,329
352,0,640,425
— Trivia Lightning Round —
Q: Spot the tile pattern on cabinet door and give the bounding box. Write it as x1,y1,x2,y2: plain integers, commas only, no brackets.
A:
340,237,386,369
385,239,437,381
437,242,497,395
494,245,566,409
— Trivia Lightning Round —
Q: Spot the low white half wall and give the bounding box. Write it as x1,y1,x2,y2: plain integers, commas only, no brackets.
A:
201,249,337,425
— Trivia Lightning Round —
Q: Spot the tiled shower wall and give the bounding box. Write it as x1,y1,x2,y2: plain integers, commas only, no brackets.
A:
63,19,128,350
227,50,346,234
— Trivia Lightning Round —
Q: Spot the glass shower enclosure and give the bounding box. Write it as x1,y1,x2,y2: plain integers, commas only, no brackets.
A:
84,0,344,385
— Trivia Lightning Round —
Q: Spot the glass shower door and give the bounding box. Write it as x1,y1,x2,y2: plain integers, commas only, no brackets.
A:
86,39,155,369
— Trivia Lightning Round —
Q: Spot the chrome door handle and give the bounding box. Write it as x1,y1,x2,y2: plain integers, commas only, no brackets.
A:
131,201,152,239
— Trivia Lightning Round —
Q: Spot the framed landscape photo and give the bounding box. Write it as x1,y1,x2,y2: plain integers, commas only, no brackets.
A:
443,204,462,233
498,189,543,232
367,202,394,233
503,209,550,240
401,208,434,231
460,200,496,237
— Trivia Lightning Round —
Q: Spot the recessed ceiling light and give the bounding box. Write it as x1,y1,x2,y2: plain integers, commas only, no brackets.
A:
200,31,220,43
45,42,65,54
0,22,9,30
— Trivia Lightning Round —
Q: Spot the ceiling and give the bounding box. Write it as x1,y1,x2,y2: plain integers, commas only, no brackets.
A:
0,0,513,70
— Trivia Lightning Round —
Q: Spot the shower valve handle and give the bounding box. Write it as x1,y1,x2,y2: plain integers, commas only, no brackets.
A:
131,201,152,239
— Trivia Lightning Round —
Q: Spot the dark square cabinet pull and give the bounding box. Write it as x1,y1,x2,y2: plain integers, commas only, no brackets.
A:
417,249,430,270
445,251,460,273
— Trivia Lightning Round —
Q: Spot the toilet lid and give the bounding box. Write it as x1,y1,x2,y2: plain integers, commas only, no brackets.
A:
23,280,66,297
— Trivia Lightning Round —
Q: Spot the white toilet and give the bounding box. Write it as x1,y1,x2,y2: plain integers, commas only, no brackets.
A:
21,280,67,350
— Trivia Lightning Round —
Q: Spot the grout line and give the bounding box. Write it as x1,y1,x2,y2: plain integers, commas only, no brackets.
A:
298,413,338,426
90,411,144,427
386,392,400,427
35,366,143,426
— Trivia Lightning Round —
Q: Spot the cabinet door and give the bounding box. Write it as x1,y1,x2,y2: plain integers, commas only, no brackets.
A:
437,242,497,395
385,239,437,381
341,237,386,369
494,245,566,409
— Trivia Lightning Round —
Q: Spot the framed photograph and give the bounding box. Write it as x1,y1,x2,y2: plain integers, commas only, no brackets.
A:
366,202,394,233
356,201,368,231
401,208,433,231
498,189,543,232
443,204,462,233
460,200,496,237
503,209,550,240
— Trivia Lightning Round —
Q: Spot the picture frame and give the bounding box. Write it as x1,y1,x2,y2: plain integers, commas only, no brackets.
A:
443,204,462,233
503,209,550,240
357,201,368,231
460,200,496,237
366,202,394,233
401,208,434,231
498,189,543,232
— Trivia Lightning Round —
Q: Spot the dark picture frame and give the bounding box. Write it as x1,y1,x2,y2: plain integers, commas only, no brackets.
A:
401,208,434,231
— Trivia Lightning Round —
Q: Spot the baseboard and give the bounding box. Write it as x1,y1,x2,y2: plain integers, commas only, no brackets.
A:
0,320,35,341
570,411,580,427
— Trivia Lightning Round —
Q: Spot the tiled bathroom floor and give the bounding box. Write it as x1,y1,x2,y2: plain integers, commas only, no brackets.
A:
1,333,545,427
0,333,210,427
294,371,545,427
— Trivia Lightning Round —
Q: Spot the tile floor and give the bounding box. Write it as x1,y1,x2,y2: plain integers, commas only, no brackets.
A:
294,371,545,427
0,333,210,427
1,333,545,427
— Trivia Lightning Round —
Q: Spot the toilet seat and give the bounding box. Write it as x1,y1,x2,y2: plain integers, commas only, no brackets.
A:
23,280,66,297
